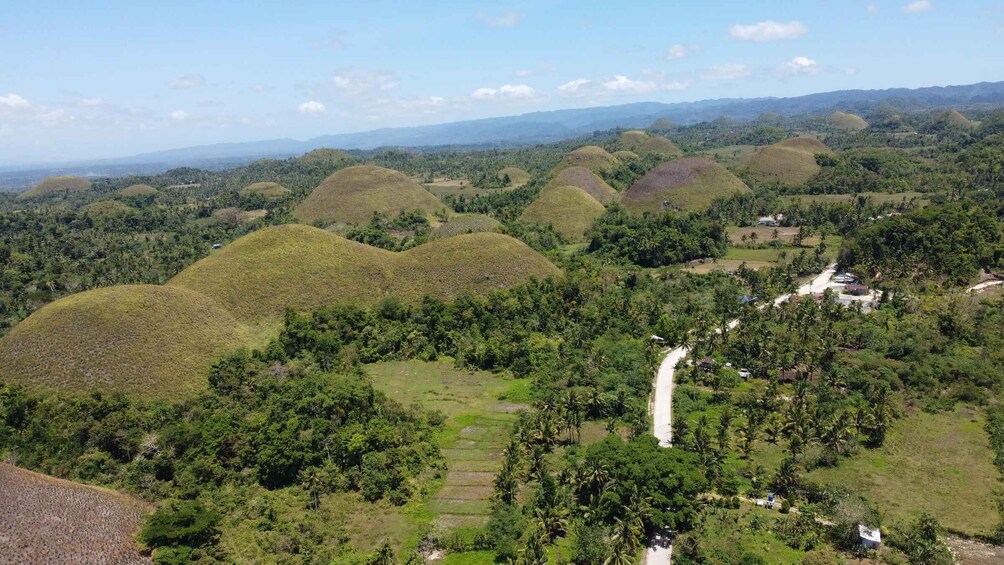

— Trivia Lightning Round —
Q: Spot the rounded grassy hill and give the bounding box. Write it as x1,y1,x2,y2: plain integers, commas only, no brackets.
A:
553,146,620,175
830,111,869,131
17,176,91,200
83,200,134,216
622,157,750,214
431,214,502,239
611,130,681,157
545,166,618,204
0,285,249,400
118,183,159,197
294,165,445,225
240,181,290,199
939,110,975,128
297,148,357,166
497,167,531,187
168,224,559,330
521,185,606,241
744,137,834,186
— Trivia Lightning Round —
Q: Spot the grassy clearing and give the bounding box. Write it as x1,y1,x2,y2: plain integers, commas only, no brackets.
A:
722,247,784,262
423,179,515,199
497,167,531,187
17,175,91,200
744,137,833,186
0,464,151,564
169,224,560,331
783,191,933,207
808,405,1000,536
521,185,606,242
0,285,250,400
118,183,159,196
689,504,818,564
621,157,750,214
294,165,446,225
365,360,524,531
696,145,759,167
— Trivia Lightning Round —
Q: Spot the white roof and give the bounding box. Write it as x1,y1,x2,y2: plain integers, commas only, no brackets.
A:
858,524,881,543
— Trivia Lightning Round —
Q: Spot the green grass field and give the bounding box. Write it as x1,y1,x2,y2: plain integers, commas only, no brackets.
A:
118,183,159,196
430,214,502,239
366,360,525,532
0,285,250,400
621,157,750,214
294,165,446,225
521,185,606,241
17,175,91,200
696,145,758,167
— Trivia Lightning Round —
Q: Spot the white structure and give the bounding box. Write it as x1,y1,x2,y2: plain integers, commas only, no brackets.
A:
757,214,784,227
858,524,881,550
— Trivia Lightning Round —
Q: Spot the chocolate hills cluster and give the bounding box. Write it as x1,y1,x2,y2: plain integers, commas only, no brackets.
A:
0,165,562,401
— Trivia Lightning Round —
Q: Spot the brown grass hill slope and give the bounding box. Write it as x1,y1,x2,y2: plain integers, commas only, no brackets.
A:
0,285,249,400
118,183,159,196
294,165,445,225
744,137,834,186
168,224,559,330
497,167,531,187
240,181,290,199
611,130,681,157
545,166,618,204
17,176,91,200
0,464,152,564
431,214,502,239
830,111,869,131
553,146,620,175
939,110,976,128
612,150,639,162
622,157,750,215
297,148,358,167
521,185,606,241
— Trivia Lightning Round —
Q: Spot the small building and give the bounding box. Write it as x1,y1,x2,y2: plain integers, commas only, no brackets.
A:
833,273,857,284
858,524,881,550
697,357,716,371
757,214,784,227
845,283,869,296
738,368,751,379
212,243,223,250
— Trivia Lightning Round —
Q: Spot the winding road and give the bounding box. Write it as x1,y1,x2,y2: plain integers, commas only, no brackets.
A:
644,266,836,565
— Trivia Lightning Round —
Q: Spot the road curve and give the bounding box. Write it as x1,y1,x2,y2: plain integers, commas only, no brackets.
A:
644,265,836,565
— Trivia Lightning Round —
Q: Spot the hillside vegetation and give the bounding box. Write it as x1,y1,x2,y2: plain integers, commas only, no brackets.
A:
744,137,834,186
546,166,618,203
83,200,134,215
240,181,290,199
521,185,606,241
0,285,250,399
829,111,869,130
169,224,559,328
17,176,92,200
553,145,620,175
118,183,159,196
294,165,445,225
0,464,151,564
297,147,358,166
621,157,750,214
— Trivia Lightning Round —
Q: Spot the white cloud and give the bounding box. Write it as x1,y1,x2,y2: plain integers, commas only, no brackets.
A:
602,75,657,93
170,110,189,121
867,3,879,14
777,56,822,76
167,74,206,89
0,93,31,110
298,101,326,114
846,67,860,75
662,81,690,91
78,97,104,107
251,84,273,93
471,84,537,100
331,70,399,96
515,69,532,77
558,78,591,94
729,20,807,41
902,0,932,13
477,11,523,28
666,43,699,60
701,63,752,81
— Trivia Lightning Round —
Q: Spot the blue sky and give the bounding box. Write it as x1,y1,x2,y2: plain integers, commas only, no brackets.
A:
0,0,1001,164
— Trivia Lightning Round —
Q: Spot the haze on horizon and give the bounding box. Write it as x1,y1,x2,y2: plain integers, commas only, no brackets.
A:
0,0,1001,165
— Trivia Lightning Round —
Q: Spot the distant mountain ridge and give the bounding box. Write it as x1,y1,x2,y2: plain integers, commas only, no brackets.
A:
2,80,1003,189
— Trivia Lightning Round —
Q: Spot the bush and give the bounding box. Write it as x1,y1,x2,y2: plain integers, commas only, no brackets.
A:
139,500,221,550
